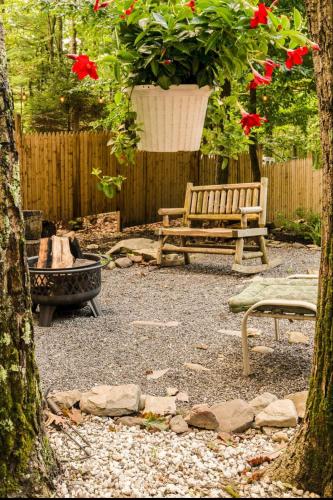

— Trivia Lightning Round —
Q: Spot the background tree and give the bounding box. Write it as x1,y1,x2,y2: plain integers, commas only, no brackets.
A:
0,13,57,497
272,0,333,495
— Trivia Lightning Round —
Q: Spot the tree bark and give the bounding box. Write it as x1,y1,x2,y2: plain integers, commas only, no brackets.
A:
249,88,261,181
0,19,57,497
271,1,333,496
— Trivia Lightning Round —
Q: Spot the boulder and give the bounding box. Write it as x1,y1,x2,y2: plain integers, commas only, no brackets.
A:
144,396,177,416
287,331,309,345
80,384,141,417
128,254,143,263
285,391,308,419
115,257,133,269
211,399,255,433
170,415,189,434
249,393,278,415
108,238,159,261
50,390,82,409
185,404,219,431
255,399,298,428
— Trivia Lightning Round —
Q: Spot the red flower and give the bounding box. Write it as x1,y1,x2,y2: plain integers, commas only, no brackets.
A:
120,2,136,18
264,59,280,77
249,70,271,90
185,0,196,12
163,59,172,65
67,54,99,80
94,0,111,11
240,112,267,136
250,3,271,28
285,46,309,69
311,43,320,51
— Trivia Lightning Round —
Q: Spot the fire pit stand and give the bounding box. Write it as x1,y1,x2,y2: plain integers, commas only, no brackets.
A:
28,253,105,327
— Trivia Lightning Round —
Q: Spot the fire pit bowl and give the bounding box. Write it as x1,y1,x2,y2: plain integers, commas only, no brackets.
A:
28,253,106,327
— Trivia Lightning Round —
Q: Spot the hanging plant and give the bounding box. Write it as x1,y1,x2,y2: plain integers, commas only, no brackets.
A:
69,0,319,157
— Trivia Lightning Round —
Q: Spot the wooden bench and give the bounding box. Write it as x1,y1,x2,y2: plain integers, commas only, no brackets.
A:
156,178,280,274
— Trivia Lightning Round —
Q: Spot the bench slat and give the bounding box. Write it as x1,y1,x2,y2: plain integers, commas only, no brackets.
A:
190,192,197,214
202,191,209,214
219,190,227,213
191,182,261,191
232,189,239,214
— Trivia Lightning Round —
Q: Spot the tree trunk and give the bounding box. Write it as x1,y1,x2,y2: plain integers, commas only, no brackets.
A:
249,88,261,181
271,1,333,496
0,19,57,497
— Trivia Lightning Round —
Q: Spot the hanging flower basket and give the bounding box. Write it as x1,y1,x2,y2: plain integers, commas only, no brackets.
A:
130,85,212,152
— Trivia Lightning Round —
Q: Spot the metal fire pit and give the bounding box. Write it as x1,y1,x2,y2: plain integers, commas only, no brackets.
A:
28,253,105,327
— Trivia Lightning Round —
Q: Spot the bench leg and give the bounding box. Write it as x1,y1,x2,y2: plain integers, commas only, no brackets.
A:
234,238,244,265
241,309,252,376
181,237,191,265
258,235,269,265
156,234,164,265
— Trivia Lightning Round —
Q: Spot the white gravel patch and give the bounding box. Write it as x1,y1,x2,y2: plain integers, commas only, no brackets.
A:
50,418,319,498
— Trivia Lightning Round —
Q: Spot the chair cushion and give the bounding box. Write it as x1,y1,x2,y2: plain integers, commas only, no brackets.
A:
229,278,318,314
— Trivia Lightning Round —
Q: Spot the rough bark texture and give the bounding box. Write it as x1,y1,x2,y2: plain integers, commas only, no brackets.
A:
0,19,57,498
271,1,333,496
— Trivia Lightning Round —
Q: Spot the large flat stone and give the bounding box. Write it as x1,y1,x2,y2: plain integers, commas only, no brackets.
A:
80,384,141,417
185,404,219,431
285,391,308,419
255,399,298,428
50,390,82,409
144,396,177,416
249,392,278,415
108,238,159,261
211,399,255,433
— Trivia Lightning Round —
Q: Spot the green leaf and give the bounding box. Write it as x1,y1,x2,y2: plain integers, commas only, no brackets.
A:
293,8,302,31
150,60,159,77
152,12,168,29
158,74,171,89
114,91,123,106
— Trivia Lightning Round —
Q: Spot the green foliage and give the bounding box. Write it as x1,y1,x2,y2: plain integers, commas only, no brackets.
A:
91,168,126,199
276,208,321,245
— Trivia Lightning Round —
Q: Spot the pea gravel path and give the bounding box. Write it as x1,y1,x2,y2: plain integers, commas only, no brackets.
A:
35,246,320,405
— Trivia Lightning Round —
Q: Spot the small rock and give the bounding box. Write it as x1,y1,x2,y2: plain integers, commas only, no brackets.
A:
177,392,189,403
131,320,179,328
249,393,278,415
128,254,143,263
115,257,133,269
292,242,305,249
86,244,99,251
285,391,308,419
252,346,274,354
163,254,184,267
144,396,176,416
255,399,298,428
116,416,145,428
170,415,189,434
211,399,255,433
184,363,210,372
218,329,241,338
194,344,209,350
185,404,219,431
50,390,82,409
247,328,262,337
272,431,289,443
147,369,170,381
80,384,141,417
262,426,281,436
106,261,116,270
166,387,179,397
288,331,309,345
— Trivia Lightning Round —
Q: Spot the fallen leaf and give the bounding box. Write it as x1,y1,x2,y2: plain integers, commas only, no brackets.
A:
247,455,272,467
248,470,265,483
66,408,84,425
44,410,66,428
217,431,235,446
194,344,208,350
224,484,240,498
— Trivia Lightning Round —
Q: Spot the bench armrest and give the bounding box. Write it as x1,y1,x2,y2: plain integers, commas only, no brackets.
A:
158,208,186,216
158,208,186,227
237,206,263,215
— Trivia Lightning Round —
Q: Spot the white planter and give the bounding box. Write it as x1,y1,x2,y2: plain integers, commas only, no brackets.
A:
130,84,212,152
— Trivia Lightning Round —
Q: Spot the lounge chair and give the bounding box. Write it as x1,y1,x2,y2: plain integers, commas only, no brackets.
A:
228,275,318,376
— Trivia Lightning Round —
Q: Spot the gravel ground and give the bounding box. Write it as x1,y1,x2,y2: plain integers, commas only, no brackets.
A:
35,245,320,405
50,417,319,499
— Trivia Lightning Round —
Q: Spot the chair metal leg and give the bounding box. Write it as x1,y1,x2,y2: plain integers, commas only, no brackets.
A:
241,310,252,376
89,298,101,318
39,305,56,327
274,318,281,340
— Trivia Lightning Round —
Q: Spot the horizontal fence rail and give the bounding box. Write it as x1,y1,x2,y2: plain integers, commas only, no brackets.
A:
17,131,322,227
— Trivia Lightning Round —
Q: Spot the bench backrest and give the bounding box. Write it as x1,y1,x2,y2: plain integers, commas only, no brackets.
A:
183,178,268,227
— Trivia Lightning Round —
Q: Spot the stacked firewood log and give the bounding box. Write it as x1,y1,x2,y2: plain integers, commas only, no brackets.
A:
36,233,87,269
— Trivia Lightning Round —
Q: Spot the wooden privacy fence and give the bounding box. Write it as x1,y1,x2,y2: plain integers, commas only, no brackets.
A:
17,131,322,227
